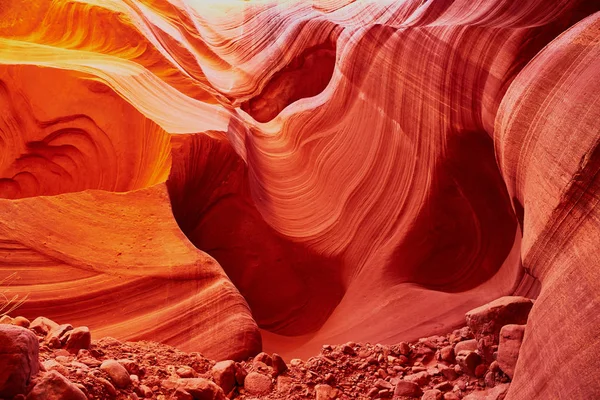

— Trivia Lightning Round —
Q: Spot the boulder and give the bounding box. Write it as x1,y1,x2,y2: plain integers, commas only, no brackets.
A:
496,324,526,379
26,371,87,400
0,325,40,398
465,297,533,342
211,360,236,394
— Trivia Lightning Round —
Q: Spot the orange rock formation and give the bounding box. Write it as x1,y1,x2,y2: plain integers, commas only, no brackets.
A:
0,1,599,398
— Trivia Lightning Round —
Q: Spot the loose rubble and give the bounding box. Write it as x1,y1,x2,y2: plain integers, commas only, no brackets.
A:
0,296,533,399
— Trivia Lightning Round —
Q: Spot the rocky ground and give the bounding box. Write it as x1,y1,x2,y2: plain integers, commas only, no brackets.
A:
0,296,533,400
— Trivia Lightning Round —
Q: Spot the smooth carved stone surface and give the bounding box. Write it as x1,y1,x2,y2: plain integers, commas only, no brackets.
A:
0,1,598,399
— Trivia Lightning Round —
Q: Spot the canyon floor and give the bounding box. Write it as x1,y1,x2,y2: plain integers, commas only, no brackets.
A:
0,297,531,400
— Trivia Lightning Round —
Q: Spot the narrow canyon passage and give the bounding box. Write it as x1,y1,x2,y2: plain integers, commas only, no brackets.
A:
0,1,599,399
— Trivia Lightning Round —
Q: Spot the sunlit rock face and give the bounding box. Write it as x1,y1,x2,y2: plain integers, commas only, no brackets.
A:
0,0,599,398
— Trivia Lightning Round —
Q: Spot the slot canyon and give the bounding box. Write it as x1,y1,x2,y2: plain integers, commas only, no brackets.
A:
0,0,599,399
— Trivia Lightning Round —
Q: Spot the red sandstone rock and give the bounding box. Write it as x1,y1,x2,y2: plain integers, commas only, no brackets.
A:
0,2,599,399
496,325,526,379
422,389,443,400
29,318,59,337
463,383,509,400
26,371,87,400
454,340,478,355
100,359,131,388
0,325,39,397
63,327,91,353
271,353,288,376
394,381,424,397
176,378,226,400
315,384,337,400
211,360,236,395
244,372,272,395
465,297,533,341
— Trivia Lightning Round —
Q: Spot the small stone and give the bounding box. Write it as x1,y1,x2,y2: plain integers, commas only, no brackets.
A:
234,362,247,386
63,327,91,353
489,361,500,372
244,372,272,395
0,315,13,325
97,377,117,397
374,379,393,390
211,360,236,394
404,371,430,386
484,371,495,387
290,359,303,367
456,351,481,375
254,352,273,366
444,393,460,400
497,324,526,379
439,364,459,380
43,360,69,376
177,378,226,400
398,342,411,356
117,359,140,376
454,339,478,354
440,346,455,362
0,325,40,398
422,389,443,400
315,384,337,400
367,387,379,397
272,353,288,375
276,375,293,393
100,359,131,388
173,388,193,400
139,385,153,398
176,366,196,378
394,381,423,397
341,344,355,355
474,364,487,378
45,324,73,348
462,383,509,400
434,381,453,392
12,317,30,328
29,317,59,336
26,371,87,400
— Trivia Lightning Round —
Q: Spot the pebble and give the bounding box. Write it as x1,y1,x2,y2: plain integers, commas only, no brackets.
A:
244,372,272,395
100,359,131,388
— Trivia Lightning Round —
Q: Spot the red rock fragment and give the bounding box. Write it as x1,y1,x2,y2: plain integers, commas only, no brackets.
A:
211,360,236,395
244,372,272,395
26,371,87,400
496,324,526,379
0,325,39,398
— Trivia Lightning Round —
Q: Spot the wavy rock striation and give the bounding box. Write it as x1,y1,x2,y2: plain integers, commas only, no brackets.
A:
0,0,598,398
